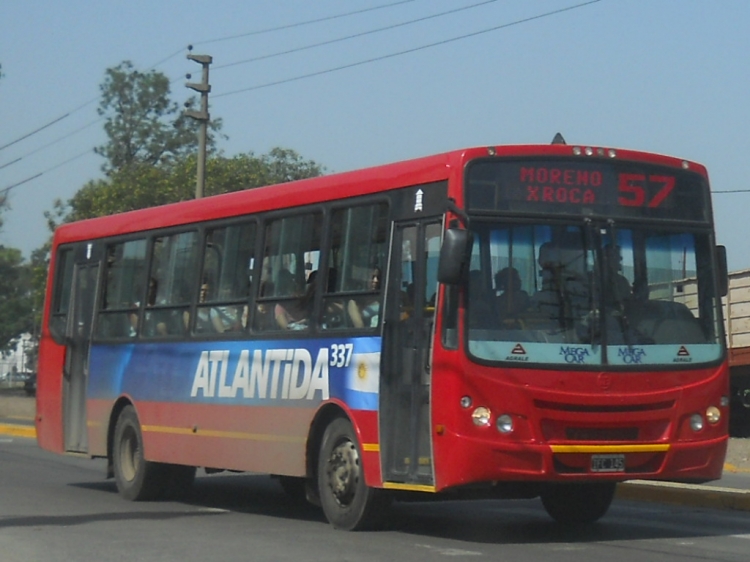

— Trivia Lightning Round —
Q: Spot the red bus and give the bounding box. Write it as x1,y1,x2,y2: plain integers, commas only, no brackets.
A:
36,141,729,529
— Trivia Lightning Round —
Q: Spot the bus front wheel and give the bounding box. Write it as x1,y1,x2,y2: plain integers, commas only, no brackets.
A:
317,418,390,530
113,405,166,501
540,482,616,525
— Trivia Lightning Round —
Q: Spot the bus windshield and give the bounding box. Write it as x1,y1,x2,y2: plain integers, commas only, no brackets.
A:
466,220,723,367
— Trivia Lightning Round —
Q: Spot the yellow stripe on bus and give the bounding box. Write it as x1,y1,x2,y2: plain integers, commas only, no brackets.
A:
141,425,304,444
550,444,670,454
361,443,380,452
383,482,437,493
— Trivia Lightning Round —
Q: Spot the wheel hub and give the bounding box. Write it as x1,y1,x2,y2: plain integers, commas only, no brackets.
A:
327,440,360,507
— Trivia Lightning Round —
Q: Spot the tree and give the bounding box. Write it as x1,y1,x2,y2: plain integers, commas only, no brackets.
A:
0,246,33,356
48,149,326,225
94,61,222,175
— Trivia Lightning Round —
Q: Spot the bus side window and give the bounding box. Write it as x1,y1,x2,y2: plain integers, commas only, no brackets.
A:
321,203,388,331
254,213,322,332
195,221,256,335
96,240,148,339
49,247,76,344
143,231,199,337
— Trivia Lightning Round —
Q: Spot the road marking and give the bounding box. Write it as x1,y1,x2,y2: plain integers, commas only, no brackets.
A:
415,544,482,556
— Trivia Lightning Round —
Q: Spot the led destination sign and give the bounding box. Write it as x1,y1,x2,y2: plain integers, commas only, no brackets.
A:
466,159,709,222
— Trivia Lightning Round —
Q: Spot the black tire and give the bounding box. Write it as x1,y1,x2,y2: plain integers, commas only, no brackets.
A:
317,418,390,530
112,405,167,501
540,482,616,525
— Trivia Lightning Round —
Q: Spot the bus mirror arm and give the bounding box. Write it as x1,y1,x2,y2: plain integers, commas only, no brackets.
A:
446,198,470,229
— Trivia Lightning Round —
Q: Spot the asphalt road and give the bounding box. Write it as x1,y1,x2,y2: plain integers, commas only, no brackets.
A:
2,435,750,562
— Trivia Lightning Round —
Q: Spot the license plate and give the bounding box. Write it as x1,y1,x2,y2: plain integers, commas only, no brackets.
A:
591,454,625,473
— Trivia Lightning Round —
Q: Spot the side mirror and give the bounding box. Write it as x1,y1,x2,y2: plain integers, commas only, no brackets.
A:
438,228,472,285
717,245,728,297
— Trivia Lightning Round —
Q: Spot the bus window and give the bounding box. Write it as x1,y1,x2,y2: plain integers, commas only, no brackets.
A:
143,231,199,337
195,222,256,334
322,203,388,330
49,247,76,342
254,212,322,332
96,240,148,338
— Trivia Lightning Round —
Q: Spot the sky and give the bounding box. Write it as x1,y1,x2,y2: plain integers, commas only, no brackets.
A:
2,0,750,269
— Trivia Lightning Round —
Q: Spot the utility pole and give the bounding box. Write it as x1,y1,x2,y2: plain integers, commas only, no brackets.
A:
185,47,212,199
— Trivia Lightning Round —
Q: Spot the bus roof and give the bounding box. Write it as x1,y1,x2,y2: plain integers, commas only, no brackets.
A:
51,143,707,246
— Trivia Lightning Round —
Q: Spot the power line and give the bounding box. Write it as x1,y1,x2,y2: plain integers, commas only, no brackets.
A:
215,0,500,71
0,149,94,197
215,0,602,99
0,1,415,156
194,0,417,46
0,114,70,152
0,117,103,172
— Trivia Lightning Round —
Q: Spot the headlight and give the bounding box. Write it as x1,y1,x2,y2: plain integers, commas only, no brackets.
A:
690,413,704,432
496,414,514,434
706,406,721,424
471,407,491,426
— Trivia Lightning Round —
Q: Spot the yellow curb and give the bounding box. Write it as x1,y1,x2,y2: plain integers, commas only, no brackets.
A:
0,423,36,439
724,462,750,474
617,480,750,511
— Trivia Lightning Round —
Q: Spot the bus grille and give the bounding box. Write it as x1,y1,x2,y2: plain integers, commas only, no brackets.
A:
534,399,674,413
565,427,639,441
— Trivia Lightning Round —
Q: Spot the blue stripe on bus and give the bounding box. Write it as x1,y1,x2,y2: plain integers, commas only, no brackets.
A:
87,336,382,411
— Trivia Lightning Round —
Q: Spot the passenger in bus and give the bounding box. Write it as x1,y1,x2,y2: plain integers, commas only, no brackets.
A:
274,269,309,330
348,267,382,328
528,240,589,329
206,285,245,332
495,267,529,318
254,281,277,330
603,244,632,305
193,282,213,332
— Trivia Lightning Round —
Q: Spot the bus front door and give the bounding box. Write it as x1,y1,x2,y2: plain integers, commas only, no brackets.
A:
381,220,441,487
63,261,98,453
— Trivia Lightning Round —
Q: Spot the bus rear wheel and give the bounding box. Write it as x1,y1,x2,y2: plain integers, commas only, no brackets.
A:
540,482,616,525
113,405,167,501
317,418,390,531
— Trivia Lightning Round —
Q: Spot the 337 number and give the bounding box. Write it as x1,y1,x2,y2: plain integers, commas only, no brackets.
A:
330,343,353,368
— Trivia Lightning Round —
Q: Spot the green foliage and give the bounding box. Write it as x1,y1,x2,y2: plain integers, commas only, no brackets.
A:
0,246,33,356
94,61,222,174
49,149,326,224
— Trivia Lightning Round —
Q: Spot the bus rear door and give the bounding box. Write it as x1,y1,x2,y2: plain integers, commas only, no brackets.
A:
61,244,101,453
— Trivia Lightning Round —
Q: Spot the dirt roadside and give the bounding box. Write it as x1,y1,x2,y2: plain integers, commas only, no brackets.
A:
2,393,749,472
0,393,35,419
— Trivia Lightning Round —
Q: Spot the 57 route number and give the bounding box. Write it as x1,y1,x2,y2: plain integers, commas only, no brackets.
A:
618,173,675,208
330,343,354,368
